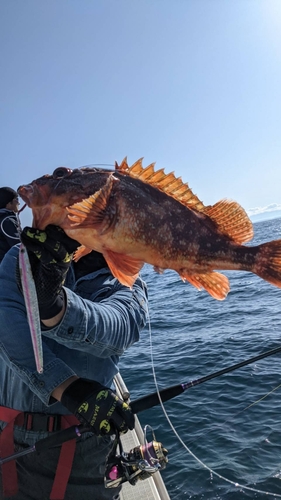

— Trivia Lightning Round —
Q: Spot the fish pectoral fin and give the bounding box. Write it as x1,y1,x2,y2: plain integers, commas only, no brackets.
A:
73,245,92,262
66,174,119,228
104,249,144,288
179,271,230,300
203,199,254,244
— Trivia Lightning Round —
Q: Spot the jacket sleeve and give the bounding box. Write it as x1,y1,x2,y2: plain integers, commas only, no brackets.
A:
42,275,148,358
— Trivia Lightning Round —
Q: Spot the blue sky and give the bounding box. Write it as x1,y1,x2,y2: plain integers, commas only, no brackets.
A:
1,0,281,227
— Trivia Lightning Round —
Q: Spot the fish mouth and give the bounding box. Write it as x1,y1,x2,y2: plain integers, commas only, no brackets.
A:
17,184,34,207
17,182,68,230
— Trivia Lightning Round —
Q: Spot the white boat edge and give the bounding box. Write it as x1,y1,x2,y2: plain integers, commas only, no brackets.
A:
114,372,171,500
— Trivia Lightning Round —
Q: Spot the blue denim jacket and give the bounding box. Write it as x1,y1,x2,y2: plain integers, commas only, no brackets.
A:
0,245,148,415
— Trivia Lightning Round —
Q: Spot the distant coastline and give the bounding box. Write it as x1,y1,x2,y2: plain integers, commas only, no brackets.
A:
249,210,281,223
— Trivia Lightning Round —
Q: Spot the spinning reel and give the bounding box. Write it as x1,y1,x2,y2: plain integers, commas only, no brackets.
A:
105,425,168,488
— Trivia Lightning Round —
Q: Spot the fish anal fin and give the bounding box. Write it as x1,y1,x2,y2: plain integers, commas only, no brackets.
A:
73,245,92,262
66,174,118,228
204,199,254,244
115,158,206,212
179,271,230,300
104,249,144,288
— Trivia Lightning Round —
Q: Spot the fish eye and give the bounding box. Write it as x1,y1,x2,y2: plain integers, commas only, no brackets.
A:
52,167,73,179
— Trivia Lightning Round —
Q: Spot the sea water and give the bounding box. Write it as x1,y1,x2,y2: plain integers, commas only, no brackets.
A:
120,217,281,499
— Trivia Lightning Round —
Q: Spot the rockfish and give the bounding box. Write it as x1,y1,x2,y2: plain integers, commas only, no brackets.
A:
18,158,281,300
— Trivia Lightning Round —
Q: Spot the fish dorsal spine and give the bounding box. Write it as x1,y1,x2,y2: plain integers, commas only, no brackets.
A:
115,158,206,212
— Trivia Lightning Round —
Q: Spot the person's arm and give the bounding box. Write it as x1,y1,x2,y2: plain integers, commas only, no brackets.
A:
41,293,66,327
42,275,148,357
51,375,78,400
20,224,148,356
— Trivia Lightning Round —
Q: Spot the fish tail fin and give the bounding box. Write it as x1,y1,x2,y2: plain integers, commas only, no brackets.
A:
180,271,230,300
254,240,281,288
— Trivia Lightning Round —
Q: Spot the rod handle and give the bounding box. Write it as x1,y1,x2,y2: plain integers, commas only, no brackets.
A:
35,425,90,453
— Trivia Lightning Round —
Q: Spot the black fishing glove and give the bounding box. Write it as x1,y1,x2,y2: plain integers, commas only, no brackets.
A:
61,378,135,436
19,225,79,320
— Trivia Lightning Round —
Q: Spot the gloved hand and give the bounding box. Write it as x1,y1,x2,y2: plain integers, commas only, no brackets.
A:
20,225,79,320
61,378,135,436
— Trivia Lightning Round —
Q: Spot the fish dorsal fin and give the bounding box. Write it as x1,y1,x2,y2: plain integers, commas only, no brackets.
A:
115,158,206,212
204,199,254,244
115,158,253,244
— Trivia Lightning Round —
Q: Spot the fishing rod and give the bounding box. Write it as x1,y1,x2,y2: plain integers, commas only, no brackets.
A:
131,343,281,413
2,343,281,486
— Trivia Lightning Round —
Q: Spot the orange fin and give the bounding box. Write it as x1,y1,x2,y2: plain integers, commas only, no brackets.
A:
115,158,206,212
203,199,253,244
179,270,230,300
66,174,118,228
104,249,144,288
254,239,281,288
73,245,92,262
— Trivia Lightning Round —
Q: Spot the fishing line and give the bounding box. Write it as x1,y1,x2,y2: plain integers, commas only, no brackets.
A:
240,382,281,412
80,163,115,169
144,302,281,498
183,381,281,450
18,203,26,214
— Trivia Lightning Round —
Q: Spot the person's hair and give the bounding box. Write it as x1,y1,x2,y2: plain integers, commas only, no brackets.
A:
0,187,18,209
